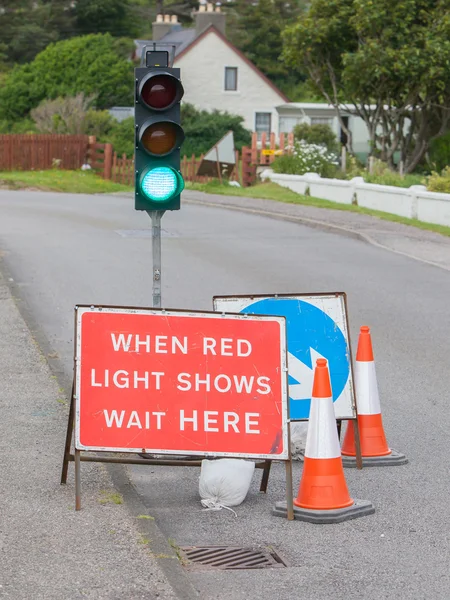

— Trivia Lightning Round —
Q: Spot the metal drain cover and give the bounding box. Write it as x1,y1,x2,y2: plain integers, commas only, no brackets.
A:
179,546,286,570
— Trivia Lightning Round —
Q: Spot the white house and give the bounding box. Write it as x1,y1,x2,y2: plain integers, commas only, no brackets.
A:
275,102,414,164
133,4,288,137
276,102,373,159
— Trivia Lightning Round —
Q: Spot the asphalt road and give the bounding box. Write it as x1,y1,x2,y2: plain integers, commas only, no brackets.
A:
1,190,449,600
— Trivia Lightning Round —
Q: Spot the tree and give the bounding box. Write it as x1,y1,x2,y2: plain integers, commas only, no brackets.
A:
74,0,139,37
0,34,134,122
228,0,309,97
283,0,450,172
0,1,76,64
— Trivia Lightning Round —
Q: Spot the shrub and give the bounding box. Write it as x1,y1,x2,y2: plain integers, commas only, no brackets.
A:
106,117,134,158
348,158,423,187
0,118,36,134
83,109,116,139
271,141,339,177
84,104,252,159
0,34,133,122
181,103,251,156
426,167,450,193
364,172,423,188
427,131,450,173
293,122,339,153
31,93,95,134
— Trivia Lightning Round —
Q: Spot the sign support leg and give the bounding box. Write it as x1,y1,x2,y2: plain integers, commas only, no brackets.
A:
61,382,75,485
75,449,81,511
353,418,363,470
259,460,271,492
284,422,294,520
285,459,294,521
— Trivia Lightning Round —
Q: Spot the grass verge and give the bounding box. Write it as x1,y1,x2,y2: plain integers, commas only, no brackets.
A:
0,170,132,194
186,180,450,238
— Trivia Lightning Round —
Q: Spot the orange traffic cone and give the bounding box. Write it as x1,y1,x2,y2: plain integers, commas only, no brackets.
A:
273,359,374,523
341,326,408,467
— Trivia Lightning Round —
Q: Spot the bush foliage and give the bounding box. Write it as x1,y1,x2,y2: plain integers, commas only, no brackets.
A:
294,123,339,154
426,167,450,193
181,103,251,157
94,104,253,159
0,34,134,122
427,132,450,173
272,141,339,177
293,122,339,153
106,117,135,158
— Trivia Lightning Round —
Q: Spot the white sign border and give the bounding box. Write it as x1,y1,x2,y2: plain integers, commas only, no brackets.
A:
213,293,356,421
74,305,289,460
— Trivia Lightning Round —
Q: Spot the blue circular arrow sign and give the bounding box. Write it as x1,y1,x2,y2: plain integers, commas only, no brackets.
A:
240,298,350,419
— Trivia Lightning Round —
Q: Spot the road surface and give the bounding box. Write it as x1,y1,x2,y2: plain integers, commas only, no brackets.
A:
0,189,449,600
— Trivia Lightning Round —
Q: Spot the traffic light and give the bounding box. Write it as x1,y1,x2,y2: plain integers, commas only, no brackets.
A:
134,52,185,211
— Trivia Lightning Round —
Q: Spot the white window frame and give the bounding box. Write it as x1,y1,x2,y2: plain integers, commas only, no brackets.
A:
255,112,272,138
224,66,238,91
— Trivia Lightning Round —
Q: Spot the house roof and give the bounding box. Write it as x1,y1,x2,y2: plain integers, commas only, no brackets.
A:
134,24,289,103
276,102,379,113
174,25,289,103
134,29,196,62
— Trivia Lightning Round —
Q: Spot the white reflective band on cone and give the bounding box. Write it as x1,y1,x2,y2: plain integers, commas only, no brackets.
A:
355,361,381,415
305,395,341,459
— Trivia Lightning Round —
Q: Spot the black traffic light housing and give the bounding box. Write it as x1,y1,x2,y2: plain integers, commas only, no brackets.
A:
134,52,185,211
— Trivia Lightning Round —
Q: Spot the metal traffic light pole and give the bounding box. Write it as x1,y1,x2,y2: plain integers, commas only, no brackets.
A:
147,210,164,308
137,43,179,309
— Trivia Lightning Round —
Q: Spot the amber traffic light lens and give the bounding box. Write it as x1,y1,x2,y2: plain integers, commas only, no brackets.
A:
141,122,179,155
141,75,178,109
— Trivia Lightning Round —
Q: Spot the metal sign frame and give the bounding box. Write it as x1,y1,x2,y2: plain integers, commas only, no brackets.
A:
61,304,294,518
213,292,362,468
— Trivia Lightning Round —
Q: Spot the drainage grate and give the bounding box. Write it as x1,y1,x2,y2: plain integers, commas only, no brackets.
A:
179,546,287,570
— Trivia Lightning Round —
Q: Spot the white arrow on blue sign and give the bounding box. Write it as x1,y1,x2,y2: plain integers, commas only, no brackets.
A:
213,294,356,421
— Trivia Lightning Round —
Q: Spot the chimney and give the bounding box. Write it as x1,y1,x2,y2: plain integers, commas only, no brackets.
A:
194,3,226,37
152,13,179,41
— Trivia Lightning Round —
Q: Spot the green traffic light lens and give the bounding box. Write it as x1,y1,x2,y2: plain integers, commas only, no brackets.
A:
140,166,184,202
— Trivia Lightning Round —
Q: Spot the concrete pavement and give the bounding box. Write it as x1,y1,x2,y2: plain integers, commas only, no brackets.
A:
1,189,450,599
181,188,450,271
0,272,194,600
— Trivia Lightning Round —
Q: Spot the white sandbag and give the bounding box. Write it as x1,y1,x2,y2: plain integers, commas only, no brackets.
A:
199,458,255,513
290,422,309,459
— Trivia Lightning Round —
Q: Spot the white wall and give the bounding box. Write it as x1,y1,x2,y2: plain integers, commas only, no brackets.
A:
261,169,450,228
175,30,286,136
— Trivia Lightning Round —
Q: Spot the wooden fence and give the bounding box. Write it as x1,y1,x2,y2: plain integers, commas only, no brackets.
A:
0,132,294,187
111,151,134,186
0,134,90,171
104,150,244,187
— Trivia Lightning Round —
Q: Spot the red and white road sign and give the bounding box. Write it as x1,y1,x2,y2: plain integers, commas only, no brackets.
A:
75,306,289,459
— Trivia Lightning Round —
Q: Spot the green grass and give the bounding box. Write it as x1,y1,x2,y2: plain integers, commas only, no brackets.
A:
2,169,449,237
363,172,424,188
0,169,133,194
98,491,123,505
186,180,450,237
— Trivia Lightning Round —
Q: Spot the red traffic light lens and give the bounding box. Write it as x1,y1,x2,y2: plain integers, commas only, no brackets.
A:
141,75,178,110
141,122,179,156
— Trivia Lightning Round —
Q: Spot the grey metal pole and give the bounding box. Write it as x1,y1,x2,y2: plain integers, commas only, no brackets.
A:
147,210,165,308
140,210,165,460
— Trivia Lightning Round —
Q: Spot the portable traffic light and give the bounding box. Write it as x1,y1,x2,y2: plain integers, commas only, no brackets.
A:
134,51,185,211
